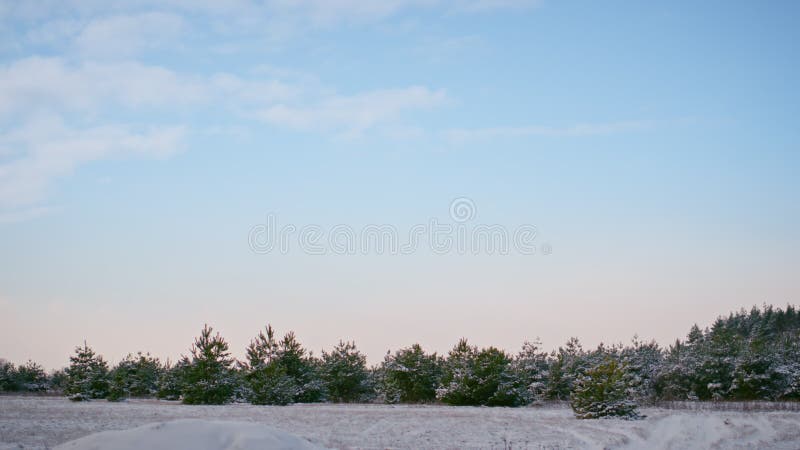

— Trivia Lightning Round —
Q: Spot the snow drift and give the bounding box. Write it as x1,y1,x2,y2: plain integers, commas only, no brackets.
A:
54,419,327,450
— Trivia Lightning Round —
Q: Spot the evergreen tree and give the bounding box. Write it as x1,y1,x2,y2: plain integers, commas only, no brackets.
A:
320,341,370,403
15,360,49,392
107,352,162,401
65,342,109,401
243,325,323,405
49,369,69,393
570,359,640,419
180,324,236,404
437,339,514,406
156,360,186,401
437,338,476,405
0,359,16,392
380,344,441,403
499,340,550,406
546,337,585,400
621,337,662,402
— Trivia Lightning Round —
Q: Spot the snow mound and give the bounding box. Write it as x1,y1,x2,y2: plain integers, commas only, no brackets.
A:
54,419,327,450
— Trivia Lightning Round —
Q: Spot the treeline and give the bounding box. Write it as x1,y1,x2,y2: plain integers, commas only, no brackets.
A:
2,304,799,415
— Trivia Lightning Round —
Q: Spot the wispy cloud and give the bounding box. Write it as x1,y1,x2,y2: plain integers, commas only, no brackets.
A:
0,116,186,211
0,55,446,219
443,120,659,142
0,205,61,224
257,86,447,137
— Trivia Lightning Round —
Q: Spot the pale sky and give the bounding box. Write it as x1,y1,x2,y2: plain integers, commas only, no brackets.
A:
0,0,798,370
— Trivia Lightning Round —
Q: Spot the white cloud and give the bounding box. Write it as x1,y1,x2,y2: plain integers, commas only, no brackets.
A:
0,55,446,219
0,57,207,118
74,12,186,58
443,120,657,142
0,205,60,224
0,116,186,211
257,86,446,137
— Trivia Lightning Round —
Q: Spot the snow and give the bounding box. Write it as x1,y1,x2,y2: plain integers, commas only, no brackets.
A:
53,419,326,450
1,395,800,449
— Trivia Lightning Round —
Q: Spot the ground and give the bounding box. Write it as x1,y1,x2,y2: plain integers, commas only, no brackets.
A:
1,396,799,449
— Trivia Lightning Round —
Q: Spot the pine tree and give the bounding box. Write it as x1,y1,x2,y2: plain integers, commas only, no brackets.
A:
437,338,476,405
511,339,550,405
156,360,185,401
243,325,323,405
15,361,49,392
320,341,370,403
107,352,163,401
380,344,441,403
244,325,296,405
65,342,110,401
547,337,585,400
0,359,16,392
180,324,236,404
570,359,640,419
621,336,662,402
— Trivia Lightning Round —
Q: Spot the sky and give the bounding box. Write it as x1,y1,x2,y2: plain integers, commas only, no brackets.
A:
0,0,799,370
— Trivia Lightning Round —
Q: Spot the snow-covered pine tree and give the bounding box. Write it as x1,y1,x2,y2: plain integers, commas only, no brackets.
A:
65,342,110,401
546,337,586,400
14,361,49,392
0,359,16,391
500,340,550,406
437,339,515,406
380,344,441,403
570,358,640,419
155,359,186,401
107,352,163,401
621,336,662,403
180,324,236,404
243,325,323,405
278,331,324,403
244,325,297,405
320,340,370,403
437,338,476,405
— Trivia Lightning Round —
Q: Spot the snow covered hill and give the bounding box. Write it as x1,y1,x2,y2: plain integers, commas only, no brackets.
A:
2,396,800,449
53,419,326,450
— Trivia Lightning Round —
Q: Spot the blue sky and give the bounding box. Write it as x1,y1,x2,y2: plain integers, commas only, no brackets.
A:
0,0,798,369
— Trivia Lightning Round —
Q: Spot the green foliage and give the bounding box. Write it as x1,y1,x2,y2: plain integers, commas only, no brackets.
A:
243,325,323,405
570,359,640,419
65,342,109,401
503,340,550,405
320,341,370,403
180,324,236,404
0,359,16,391
546,337,586,400
380,344,441,403
156,360,185,400
14,361,49,392
107,352,163,401
437,339,515,406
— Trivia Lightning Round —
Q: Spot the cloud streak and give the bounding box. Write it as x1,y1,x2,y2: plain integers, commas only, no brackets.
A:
443,120,659,142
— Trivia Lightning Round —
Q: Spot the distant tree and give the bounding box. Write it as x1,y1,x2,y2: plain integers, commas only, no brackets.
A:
156,359,186,401
0,359,16,391
547,337,586,400
320,341,370,403
380,344,441,403
49,368,69,393
621,337,662,402
15,360,49,392
107,352,162,401
65,342,110,401
180,324,236,405
243,325,323,405
495,340,550,406
570,359,640,419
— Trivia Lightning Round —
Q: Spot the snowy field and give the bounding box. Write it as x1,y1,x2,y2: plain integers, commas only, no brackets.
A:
2,396,800,450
